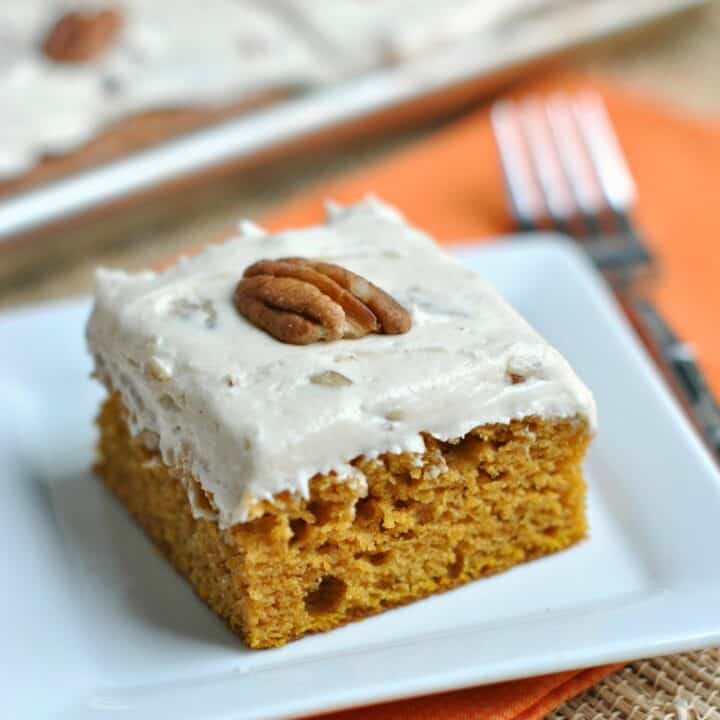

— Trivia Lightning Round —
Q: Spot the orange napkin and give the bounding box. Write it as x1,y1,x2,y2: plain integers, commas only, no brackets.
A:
252,72,720,718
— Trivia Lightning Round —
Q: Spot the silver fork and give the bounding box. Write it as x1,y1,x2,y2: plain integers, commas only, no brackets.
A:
491,92,720,460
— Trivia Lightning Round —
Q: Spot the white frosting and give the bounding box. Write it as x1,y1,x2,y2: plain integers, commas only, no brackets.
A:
87,198,596,527
280,0,531,68
386,0,549,61
279,0,461,71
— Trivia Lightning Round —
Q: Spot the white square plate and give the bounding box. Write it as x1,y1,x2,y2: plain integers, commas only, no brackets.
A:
3,237,720,720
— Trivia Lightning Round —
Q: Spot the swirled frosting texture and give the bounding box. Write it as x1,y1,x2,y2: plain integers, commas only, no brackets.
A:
87,198,596,527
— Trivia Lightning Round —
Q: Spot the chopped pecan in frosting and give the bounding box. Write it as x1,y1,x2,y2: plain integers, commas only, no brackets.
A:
234,257,411,345
309,370,353,387
43,8,123,64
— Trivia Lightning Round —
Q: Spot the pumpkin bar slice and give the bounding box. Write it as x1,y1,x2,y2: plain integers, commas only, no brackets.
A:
87,197,596,649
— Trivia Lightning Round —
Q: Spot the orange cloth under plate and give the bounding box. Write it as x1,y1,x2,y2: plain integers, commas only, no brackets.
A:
253,72,720,718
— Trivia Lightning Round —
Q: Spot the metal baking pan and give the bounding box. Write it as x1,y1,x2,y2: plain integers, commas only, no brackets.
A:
0,0,705,245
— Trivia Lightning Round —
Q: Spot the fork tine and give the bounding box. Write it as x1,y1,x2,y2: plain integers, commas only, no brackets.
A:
491,92,652,275
571,91,653,274
517,98,576,233
572,92,637,213
490,100,543,231
544,93,604,223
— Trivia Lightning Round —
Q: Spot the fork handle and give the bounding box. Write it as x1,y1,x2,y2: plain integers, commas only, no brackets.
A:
626,297,720,458
590,212,656,285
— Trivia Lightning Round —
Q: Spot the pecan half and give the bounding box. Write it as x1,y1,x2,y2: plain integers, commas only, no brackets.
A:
43,8,123,63
235,257,411,345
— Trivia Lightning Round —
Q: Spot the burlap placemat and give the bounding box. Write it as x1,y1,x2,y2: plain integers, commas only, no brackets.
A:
551,649,720,719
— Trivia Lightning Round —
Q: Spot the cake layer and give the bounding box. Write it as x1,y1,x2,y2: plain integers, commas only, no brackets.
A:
87,198,596,527
97,393,590,649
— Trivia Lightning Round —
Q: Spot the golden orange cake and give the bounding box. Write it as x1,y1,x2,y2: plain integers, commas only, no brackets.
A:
87,198,596,649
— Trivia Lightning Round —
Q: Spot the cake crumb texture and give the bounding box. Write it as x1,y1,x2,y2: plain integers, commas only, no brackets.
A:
96,393,590,649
